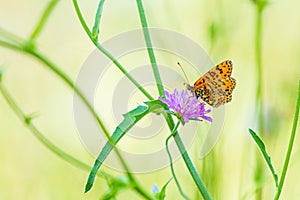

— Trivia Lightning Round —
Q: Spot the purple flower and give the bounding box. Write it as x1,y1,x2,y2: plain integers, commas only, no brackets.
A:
158,89,212,124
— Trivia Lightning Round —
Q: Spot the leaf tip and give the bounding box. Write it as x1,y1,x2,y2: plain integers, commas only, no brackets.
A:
84,182,93,193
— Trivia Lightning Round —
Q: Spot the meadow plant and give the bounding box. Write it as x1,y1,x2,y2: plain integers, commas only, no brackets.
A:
0,0,299,199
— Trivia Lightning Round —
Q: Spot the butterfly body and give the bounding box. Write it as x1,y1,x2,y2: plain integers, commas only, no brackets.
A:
187,60,236,107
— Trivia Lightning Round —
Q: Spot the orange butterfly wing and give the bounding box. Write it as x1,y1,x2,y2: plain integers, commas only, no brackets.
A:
193,60,236,107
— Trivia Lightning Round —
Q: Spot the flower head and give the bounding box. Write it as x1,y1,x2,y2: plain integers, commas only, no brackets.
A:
159,89,212,124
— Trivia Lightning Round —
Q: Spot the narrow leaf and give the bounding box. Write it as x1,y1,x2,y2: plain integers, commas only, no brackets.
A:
157,178,172,200
85,100,166,192
248,128,279,187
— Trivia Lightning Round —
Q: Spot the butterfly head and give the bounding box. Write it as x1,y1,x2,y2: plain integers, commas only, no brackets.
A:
184,83,194,91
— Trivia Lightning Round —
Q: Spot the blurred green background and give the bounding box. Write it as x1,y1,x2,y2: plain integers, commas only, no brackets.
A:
0,0,299,199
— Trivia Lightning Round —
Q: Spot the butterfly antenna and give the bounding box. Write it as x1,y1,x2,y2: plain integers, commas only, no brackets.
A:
177,62,190,84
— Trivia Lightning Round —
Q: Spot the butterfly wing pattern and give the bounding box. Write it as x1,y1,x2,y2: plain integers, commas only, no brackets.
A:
192,60,236,107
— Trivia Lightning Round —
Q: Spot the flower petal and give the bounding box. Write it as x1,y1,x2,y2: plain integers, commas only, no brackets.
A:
158,89,212,124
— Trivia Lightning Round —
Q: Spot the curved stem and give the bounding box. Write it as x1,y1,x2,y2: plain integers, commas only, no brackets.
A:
72,0,153,101
30,0,60,41
164,114,212,200
166,120,190,200
0,82,101,177
0,39,109,138
72,1,154,198
92,0,106,40
274,80,300,200
0,39,152,200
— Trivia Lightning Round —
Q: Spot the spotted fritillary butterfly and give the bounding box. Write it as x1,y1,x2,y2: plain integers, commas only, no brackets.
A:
186,60,236,107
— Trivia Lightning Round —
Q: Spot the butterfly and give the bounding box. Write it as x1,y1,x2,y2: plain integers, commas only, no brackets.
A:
185,60,236,107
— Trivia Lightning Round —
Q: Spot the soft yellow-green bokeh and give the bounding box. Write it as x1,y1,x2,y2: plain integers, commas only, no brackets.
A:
1,0,299,199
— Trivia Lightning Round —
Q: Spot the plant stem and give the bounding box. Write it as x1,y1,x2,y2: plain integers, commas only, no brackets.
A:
0,82,97,176
255,3,264,136
136,0,165,97
0,27,24,44
274,80,300,200
30,0,60,41
135,1,211,198
72,0,154,101
72,1,155,198
0,78,130,189
0,38,152,200
253,1,267,199
0,39,109,138
166,121,190,200
92,0,105,40
164,114,212,200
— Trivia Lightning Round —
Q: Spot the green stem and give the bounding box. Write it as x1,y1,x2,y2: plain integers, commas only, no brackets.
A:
0,82,99,176
92,0,105,40
0,27,24,44
166,120,190,200
30,0,60,41
0,39,109,138
72,1,154,198
0,39,152,200
274,80,300,200
255,3,264,136
72,0,153,101
253,2,267,199
0,79,127,188
164,114,212,200
136,0,165,97
26,46,137,185
135,1,211,198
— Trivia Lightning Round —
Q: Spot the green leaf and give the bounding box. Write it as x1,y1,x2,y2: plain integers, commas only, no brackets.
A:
85,100,166,193
153,178,172,200
100,175,130,200
145,100,167,114
248,128,279,187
